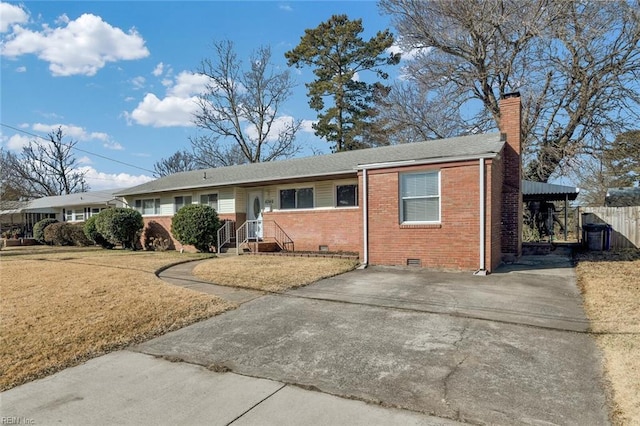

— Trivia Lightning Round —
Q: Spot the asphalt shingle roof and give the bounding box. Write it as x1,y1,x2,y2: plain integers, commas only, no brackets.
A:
26,190,119,209
116,133,504,196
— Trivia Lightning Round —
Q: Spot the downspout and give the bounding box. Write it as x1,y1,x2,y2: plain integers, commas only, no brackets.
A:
474,158,487,276
360,168,369,268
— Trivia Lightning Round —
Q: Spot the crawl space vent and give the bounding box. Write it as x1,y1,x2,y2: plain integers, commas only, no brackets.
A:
407,258,421,267
319,245,329,252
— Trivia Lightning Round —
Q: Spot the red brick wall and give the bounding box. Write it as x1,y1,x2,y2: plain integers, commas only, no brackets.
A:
263,208,361,253
140,212,241,253
366,161,493,271
499,94,523,260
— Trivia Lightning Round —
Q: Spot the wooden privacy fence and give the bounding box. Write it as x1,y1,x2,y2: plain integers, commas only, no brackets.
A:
582,206,639,249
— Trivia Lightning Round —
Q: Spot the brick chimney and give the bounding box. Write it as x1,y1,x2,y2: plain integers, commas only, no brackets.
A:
499,92,522,262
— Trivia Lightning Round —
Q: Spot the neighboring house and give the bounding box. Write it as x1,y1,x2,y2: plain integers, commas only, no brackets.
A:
0,190,122,237
117,94,523,273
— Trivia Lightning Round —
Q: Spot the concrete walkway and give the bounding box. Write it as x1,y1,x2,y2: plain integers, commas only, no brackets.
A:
2,255,609,425
158,259,263,304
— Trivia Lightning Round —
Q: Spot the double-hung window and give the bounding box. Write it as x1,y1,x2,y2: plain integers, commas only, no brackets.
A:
200,194,218,211
279,188,314,209
336,184,358,207
174,196,192,213
400,171,440,223
135,198,161,215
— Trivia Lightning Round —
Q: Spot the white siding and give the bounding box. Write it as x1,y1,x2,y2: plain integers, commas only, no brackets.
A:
218,188,235,214
235,188,247,213
160,196,173,215
315,181,333,208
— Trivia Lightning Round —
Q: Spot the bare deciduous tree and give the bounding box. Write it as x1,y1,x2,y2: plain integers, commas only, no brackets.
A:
192,40,301,165
153,150,198,177
380,0,640,182
0,128,88,199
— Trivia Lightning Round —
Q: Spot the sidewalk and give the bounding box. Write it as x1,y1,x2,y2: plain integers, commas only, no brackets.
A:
1,351,460,425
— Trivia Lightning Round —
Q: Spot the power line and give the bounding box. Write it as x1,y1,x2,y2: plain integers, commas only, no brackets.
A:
0,123,155,174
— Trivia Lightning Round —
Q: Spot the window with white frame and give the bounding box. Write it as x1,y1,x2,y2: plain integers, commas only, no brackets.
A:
400,171,440,223
134,198,161,215
279,187,314,209
336,184,358,207
200,193,218,210
65,209,73,221
174,196,192,213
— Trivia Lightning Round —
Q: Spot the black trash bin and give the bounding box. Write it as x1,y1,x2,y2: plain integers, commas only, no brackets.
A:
583,223,611,251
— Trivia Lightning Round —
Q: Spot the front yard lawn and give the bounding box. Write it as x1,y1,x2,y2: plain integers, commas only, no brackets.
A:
576,249,640,425
192,255,359,292
0,247,234,391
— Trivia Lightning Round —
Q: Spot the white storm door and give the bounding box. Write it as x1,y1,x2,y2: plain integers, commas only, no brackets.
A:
247,191,263,239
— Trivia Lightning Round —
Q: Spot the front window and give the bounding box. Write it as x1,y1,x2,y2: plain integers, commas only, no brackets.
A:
65,210,73,221
135,198,161,215
279,187,314,209
400,171,440,223
174,196,192,213
336,184,358,207
200,194,218,210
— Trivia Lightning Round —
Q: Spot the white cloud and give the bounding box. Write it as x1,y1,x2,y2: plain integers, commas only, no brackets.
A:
126,93,198,127
131,75,146,89
0,2,29,33
6,134,31,150
168,71,209,98
152,62,164,76
1,13,149,76
387,39,429,62
31,123,109,142
103,141,124,150
126,71,209,127
77,156,93,164
279,4,293,12
300,119,315,133
79,166,153,191
16,65,26,72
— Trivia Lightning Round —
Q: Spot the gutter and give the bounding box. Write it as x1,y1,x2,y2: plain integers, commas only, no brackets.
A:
355,152,499,171
360,167,369,268
474,158,488,276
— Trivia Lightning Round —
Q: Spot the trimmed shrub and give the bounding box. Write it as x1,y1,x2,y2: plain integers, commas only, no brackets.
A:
171,204,220,252
95,208,144,250
69,223,92,246
43,222,91,246
84,215,114,249
33,218,58,243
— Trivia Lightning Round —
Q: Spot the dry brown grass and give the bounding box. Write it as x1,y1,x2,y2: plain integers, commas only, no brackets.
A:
193,255,359,292
576,249,640,425
0,246,234,391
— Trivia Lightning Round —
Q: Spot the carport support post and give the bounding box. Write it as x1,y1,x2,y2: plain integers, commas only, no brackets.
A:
564,194,568,241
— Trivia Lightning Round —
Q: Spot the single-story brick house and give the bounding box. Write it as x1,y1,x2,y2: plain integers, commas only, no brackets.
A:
116,94,523,273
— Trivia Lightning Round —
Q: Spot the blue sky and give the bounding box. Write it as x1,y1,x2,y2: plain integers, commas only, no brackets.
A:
1,1,402,190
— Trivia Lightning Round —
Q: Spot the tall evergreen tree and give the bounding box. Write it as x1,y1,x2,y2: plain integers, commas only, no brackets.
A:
285,15,400,152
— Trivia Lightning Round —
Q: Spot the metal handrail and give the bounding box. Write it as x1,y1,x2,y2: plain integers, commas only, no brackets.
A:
235,220,294,254
266,220,294,252
217,220,236,253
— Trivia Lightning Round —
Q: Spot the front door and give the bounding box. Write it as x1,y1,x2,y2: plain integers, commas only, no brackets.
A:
247,191,263,239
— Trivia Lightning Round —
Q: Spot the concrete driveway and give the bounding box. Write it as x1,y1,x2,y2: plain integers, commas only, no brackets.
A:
132,254,608,425
2,255,609,425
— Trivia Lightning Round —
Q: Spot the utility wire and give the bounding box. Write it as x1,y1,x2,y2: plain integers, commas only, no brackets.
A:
1,123,155,174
